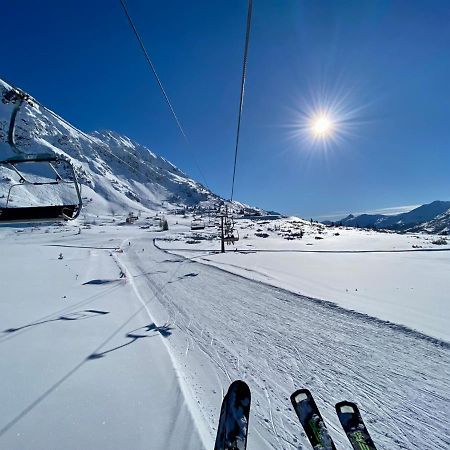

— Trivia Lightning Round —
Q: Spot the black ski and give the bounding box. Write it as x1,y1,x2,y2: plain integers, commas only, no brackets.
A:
336,401,377,450
214,380,251,450
290,389,336,450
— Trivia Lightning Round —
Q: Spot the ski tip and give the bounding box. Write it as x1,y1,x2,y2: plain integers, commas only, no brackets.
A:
215,380,252,450
228,379,250,394
290,388,313,406
336,401,358,415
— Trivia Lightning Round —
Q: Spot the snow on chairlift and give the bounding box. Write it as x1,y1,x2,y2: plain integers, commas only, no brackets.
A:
223,228,239,245
0,153,83,224
191,217,205,230
0,87,83,224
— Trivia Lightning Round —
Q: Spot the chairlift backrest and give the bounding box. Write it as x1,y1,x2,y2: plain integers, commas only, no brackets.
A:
191,217,205,230
0,87,83,224
223,228,239,244
0,155,82,224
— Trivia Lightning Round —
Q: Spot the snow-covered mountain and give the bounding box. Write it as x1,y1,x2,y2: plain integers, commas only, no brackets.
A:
409,207,450,235
0,78,230,217
335,213,385,228
325,201,450,234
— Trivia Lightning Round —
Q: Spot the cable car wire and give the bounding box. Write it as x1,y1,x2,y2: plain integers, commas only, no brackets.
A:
118,0,210,190
230,0,253,202
119,0,187,141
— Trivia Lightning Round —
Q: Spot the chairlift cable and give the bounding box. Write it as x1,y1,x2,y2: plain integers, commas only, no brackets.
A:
230,0,253,202
119,0,210,190
119,0,186,140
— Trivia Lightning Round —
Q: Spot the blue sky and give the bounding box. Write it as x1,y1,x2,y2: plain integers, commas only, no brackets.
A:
2,0,449,219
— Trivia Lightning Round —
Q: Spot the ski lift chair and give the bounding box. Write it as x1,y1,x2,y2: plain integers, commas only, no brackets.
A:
221,215,240,244
223,229,239,245
0,153,82,224
0,87,83,224
191,218,205,230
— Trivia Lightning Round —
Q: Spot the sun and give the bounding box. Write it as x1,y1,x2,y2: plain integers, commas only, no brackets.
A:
311,115,333,138
285,79,369,153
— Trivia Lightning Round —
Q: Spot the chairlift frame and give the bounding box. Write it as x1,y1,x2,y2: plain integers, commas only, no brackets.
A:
191,217,205,230
0,154,83,223
219,209,240,251
223,228,239,244
0,87,83,224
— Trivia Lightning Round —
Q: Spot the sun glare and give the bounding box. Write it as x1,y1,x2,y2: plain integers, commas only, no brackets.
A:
311,115,333,138
283,76,372,159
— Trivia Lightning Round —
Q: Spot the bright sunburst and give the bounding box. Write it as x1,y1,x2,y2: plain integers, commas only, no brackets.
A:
311,114,334,138
284,82,370,158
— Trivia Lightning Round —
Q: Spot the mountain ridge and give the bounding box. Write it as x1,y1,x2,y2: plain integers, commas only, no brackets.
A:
323,200,450,235
0,79,253,218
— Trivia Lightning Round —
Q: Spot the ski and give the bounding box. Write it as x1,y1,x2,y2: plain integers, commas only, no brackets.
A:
290,389,336,450
214,380,251,450
336,401,377,450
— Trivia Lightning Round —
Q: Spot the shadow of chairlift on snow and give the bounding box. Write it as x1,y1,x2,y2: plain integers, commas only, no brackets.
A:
168,272,199,283
131,270,167,279
82,279,124,285
87,323,173,360
3,310,109,333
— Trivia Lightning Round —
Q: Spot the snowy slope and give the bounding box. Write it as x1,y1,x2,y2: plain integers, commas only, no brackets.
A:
158,216,450,342
0,227,209,450
0,78,224,217
1,223,448,450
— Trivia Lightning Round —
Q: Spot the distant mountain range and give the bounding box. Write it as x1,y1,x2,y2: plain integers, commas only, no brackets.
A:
323,201,450,235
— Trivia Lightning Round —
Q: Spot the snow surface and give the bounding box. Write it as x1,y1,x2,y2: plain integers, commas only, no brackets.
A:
161,217,450,342
1,218,449,450
0,225,207,449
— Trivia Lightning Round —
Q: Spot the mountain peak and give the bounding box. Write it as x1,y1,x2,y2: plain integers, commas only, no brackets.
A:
0,79,226,217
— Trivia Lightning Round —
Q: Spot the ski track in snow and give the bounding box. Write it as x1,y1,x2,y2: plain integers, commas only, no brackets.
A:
121,235,450,450
1,226,449,450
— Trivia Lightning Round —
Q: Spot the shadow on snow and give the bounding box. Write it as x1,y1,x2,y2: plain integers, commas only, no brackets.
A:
88,323,173,360
3,310,109,333
168,272,199,283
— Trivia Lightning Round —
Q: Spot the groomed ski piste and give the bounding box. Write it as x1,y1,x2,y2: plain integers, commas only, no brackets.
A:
1,217,449,450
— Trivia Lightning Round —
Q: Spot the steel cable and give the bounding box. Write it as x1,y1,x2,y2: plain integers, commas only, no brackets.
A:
119,0,210,190
230,0,253,202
